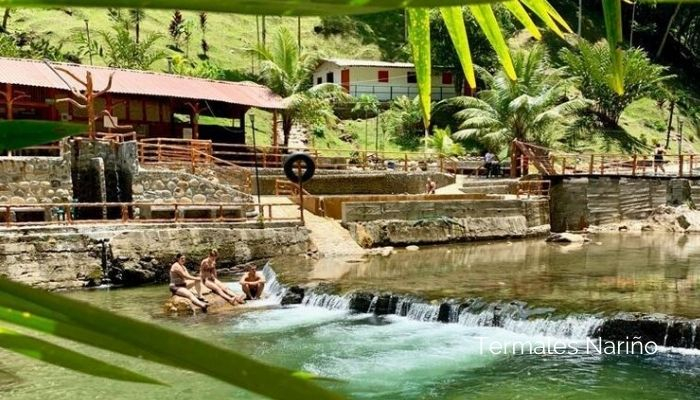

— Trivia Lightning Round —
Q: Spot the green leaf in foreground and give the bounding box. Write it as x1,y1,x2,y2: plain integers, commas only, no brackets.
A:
407,8,432,129
469,4,516,81
0,326,162,384
0,120,85,151
601,0,624,94
0,278,344,400
439,7,476,90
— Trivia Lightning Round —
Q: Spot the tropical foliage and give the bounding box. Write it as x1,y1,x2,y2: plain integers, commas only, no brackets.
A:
559,39,671,126
447,46,587,152
98,22,165,69
425,126,465,157
381,95,424,149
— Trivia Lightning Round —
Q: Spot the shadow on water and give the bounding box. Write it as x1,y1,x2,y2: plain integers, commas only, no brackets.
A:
273,232,700,318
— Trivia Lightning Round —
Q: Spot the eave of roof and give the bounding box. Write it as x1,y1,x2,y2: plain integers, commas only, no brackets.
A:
321,58,415,69
0,57,285,110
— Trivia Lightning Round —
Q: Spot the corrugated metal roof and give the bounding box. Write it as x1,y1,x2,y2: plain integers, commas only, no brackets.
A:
0,57,285,110
322,58,415,69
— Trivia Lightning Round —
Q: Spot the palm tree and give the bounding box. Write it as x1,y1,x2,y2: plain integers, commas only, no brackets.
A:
248,27,324,148
426,127,465,157
128,9,145,43
352,94,380,155
447,46,587,152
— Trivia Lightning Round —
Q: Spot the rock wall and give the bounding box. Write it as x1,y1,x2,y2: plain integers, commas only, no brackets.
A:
133,170,252,204
0,224,310,289
0,144,72,204
550,177,694,232
343,198,549,247
253,171,455,195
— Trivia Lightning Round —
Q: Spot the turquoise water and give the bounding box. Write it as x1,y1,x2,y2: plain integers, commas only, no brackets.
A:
1,233,700,399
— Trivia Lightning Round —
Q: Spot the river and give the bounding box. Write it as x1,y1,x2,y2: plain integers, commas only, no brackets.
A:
1,233,699,399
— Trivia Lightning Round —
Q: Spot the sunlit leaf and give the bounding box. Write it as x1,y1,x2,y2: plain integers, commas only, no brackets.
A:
520,0,567,38
503,1,541,40
0,120,85,151
0,279,344,400
0,326,162,384
407,8,432,129
469,4,516,80
439,7,476,89
601,0,624,94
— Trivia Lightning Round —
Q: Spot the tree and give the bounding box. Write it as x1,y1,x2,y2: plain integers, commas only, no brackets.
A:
199,12,209,58
425,126,465,157
1,8,11,33
448,46,587,152
168,10,185,51
559,39,671,126
381,95,424,150
99,23,164,70
0,33,19,57
352,94,380,154
129,9,145,43
247,27,323,147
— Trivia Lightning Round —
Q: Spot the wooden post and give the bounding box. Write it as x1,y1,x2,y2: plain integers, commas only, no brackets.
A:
272,110,278,150
589,155,594,175
190,147,196,174
510,141,517,178
561,157,566,175
404,154,408,171
632,154,637,176
690,155,694,177
121,204,128,223
5,206,10,227
218,205,224,221
157,138,162,163
439,155,444,173
600,155,604,175
174,204,179,223
679,154,684,177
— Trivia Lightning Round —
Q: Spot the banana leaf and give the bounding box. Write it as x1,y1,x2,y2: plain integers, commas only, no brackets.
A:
0,120,85,152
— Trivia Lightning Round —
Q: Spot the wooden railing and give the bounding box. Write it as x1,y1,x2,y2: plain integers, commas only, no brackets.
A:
275,180,311,196
531,153,698,177
0,201,299,227
515,180,551,198
138,139,252,193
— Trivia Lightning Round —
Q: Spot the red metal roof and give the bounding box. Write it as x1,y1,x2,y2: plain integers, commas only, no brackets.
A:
0,57,285,110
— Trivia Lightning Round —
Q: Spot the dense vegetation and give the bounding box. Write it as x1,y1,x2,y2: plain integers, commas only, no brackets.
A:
1,3,700,156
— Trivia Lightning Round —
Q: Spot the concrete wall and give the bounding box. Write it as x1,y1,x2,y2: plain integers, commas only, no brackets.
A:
343,198,549,247
549,177,696,232
0,223,310,289
133,170,253,205
255,172,455,195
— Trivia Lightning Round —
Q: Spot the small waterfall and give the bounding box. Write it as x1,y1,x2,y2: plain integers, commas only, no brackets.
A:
663,323,671,347
405,303,440,322
261,263,287,302
692,323,697,347
367,296,379,314
457,308,603,340
395,298,410,316
301,293,351,310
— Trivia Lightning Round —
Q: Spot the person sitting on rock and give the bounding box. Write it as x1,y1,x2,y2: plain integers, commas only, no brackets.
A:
239,264,266,300
200,249,246,306
169,253,207,312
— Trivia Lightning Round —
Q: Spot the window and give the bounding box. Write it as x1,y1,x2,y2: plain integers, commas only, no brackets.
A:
326,72,334,83
442,71,453,85
377,70,389,83
316,77,322,85
407,71,417,84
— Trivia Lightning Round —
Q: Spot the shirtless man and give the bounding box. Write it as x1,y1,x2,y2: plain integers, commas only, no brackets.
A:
169,253,207,312
239,264,266,300
200,249,245,305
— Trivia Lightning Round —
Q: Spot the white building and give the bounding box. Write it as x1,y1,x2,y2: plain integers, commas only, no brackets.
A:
312,58,460,102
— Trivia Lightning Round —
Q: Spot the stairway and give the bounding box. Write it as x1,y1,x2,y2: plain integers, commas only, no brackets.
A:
459,178,520,195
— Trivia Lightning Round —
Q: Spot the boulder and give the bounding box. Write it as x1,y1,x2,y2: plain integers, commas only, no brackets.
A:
163,292,238,316
280,286,305,305
405,245,420,251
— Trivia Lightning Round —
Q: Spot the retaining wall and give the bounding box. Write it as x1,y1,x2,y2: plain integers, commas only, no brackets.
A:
0,144,72,204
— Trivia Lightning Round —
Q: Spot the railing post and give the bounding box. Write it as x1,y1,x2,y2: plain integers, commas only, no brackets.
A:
600,155,604,175
66,204,72,225
5,206,10,227
219,205,224,222
679,154,684,177
190,147,196,174
174,204,179,223
632,154,637,176
267,204,272,221
157,138,162,163
404,154,408,171
589,155,594,175
561,157,566,175
439,155,444,173
121,204,128,223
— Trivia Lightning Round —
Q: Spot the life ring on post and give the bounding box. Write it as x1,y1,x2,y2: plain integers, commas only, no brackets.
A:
283,152,316,183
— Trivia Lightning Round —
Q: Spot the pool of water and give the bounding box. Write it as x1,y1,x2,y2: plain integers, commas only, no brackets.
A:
274,232,700,317
1,233,699,399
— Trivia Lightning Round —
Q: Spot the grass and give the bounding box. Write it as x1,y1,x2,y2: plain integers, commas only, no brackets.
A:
7,8,380,71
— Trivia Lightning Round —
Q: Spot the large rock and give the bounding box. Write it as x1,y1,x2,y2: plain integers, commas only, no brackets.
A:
545,232,590,243
163,291,238,316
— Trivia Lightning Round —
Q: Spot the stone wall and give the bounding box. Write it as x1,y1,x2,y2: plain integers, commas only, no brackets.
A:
0,145,72,204
0,223,310,289
133,170,253,204
549,177,694,232
254,171,455,195
343,198,549,247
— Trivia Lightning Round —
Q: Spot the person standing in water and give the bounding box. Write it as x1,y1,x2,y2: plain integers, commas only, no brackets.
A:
654,143,666,175
200,249,246,305
169,253,207,312
240,264,266,300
